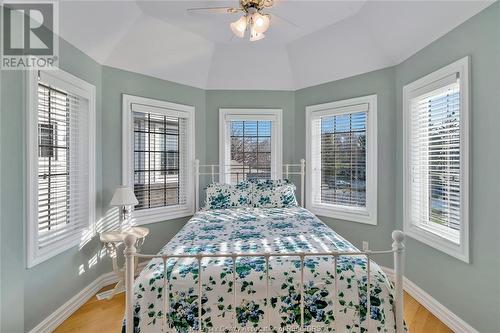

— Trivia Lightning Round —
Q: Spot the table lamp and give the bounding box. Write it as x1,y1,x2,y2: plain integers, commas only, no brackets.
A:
110,186,138,229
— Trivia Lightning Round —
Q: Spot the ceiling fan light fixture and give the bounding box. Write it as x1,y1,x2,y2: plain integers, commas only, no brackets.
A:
188,0,276,41
230,15,247,38
249,29,265,42
251,12,270,33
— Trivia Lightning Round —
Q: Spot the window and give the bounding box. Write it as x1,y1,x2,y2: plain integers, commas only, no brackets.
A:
219,109,282,184
403,57,469,262
123,95,195,224
229,120,272,182
133,113,183,209
27,70,96,267
306,95,377,225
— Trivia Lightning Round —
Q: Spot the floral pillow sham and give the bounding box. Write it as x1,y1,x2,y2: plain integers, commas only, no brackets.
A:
248,179,299,208
204,182,250,209
205,179,299,210
248,178,292,190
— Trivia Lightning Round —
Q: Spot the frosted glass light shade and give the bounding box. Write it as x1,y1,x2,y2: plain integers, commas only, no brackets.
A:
110,186,138,206
230,15,247,38
250,27,265,42
251,13,270,33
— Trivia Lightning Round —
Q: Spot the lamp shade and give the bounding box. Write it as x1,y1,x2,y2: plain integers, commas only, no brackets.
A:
110,186,138,206
230,15,247,38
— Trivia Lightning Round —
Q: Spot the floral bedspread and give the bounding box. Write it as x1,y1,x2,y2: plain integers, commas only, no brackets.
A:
126,207,399,333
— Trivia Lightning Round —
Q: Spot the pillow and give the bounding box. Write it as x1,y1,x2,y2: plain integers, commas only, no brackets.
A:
248,179,298,208
249,178,292,190
204,182,250,210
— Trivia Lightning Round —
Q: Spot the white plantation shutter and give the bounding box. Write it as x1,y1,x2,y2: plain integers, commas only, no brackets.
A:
403,56,469,262
131,107,189,209
409,75,461,243
178,117,189,206
310,104,368,208
29,70,95,266
306,95,377,225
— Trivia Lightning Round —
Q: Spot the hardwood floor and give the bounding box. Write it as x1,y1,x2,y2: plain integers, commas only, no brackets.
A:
55,287,452,333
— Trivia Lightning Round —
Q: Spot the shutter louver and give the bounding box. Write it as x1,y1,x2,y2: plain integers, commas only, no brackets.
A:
132,110,189,210
310,105,368,209
320,111,367,207
37,80,90,250
409,79,461,242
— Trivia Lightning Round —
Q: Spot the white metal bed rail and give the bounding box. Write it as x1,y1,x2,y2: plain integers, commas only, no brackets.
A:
124,230,405,333
194,159,306,210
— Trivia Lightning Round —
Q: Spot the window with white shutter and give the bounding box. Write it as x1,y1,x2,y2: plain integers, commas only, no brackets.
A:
219,109,282,184
306,95,377,225
27,70,96,267
123,95,195,224
403,56,469,262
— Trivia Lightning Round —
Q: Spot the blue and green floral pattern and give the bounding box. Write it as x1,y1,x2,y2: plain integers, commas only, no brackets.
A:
204,182,250,209
125,207,403,333
248,179,298,208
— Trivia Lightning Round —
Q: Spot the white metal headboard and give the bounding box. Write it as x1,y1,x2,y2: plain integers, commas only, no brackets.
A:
194,159,306,211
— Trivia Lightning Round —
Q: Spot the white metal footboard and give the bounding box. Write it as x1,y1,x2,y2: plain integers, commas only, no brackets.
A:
123,231,405,333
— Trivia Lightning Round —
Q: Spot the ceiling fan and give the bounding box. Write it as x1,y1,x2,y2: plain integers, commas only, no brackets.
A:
187,0,276,42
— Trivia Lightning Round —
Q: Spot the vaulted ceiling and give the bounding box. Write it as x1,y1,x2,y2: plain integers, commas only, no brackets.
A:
59,1,493,90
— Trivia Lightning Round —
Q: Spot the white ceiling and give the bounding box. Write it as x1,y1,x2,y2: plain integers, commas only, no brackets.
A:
59,0,494,90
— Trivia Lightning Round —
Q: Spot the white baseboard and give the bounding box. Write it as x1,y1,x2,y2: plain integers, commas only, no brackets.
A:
381,266,478,333
28,262,148,333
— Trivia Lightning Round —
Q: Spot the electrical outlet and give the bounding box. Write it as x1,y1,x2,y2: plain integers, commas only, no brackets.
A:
362,241,369,251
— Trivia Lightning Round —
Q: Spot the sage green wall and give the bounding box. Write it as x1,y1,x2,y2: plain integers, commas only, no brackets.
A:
1,38,105,332
1,58,209,332
394,3,500,332
100,66,207,256
23,39,105,332
294,67,397,267
1,62,26,333
1,3,499,332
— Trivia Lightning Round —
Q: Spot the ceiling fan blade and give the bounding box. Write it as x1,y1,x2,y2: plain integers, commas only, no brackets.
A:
186,7,241,14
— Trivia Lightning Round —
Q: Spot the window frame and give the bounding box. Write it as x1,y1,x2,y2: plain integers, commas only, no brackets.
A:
403,56,470,263
27,69,96,268
122,94,195,225
219,108,283,183
306,95,377,225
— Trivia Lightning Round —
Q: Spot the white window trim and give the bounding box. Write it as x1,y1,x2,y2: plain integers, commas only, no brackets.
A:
403,56,470,263
122,94,195,225
305,95,377,225
26,69,96,268
219,108,283,183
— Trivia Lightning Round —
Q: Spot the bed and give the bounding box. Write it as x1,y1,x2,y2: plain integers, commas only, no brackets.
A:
123,162,405,333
